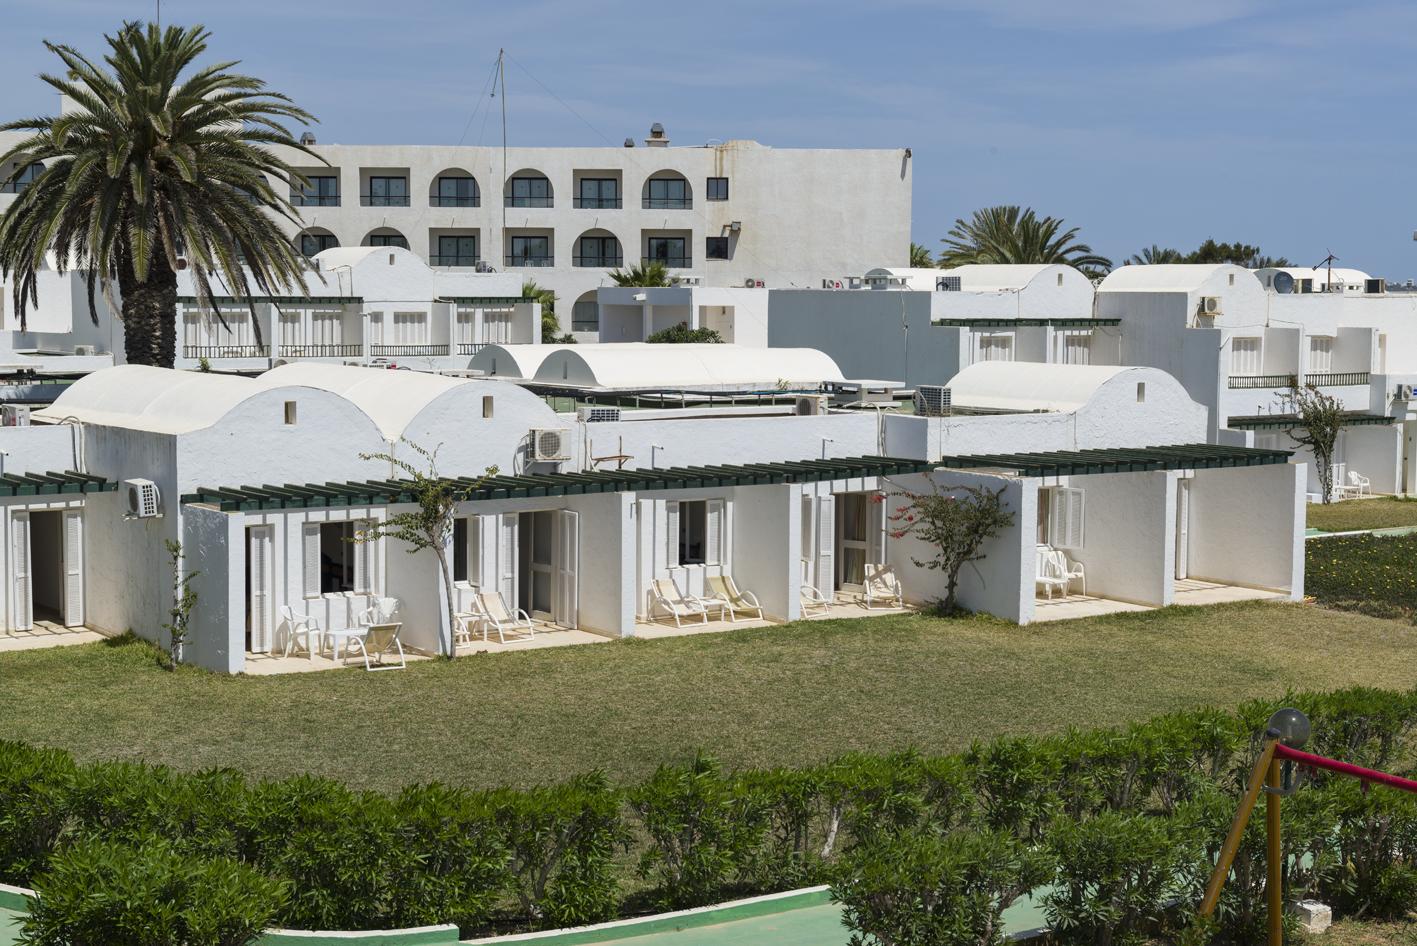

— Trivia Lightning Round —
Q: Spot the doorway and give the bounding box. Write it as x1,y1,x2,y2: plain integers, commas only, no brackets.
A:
13,509,83,630
837,493,871,589
518,510,555,619
245,526,273,652
1175,479,1191,581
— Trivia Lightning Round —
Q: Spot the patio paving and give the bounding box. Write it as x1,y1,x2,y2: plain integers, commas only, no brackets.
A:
1172,578,1286,605
1033,593,1151,621
0,622,107,654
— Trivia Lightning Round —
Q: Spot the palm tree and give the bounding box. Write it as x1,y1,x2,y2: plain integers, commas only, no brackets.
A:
908,242,934,268
1127,245,1185,265
938,205,1112,276
608,260,669,287
522,279,562,342
0,22,319,367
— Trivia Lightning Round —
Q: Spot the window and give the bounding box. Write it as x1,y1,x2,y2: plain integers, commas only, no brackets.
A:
284,401,297,425
509,235,552,266
644,177,690,209
298,232,338,257
1136,382,1146,403
434,235,477,267
1230,337,1262,376
434,175,479,207
706,236,729,260
1308,336,1333,373
1228,273,1236,286
1056,272,1064,286
452,517,481,584
1041,487,1084,550
368,233,408,249
364,176,409,207
977,333,1014,362
646,237,688,267
1060,332,1091,365
507,176,552,207
295,175,339,206
1,162,43,194
706,177,728,201
576,177,620,208
317,521,365,594
572,299,599,332
482,395,494,418
672,500,723,566
575,235,622,267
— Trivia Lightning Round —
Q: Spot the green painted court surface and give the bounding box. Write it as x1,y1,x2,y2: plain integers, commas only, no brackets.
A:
0,907,20,946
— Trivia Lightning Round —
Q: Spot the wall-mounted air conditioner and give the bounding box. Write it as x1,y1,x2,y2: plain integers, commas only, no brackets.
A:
1199,296,1222,315
577,406,622,423
794,395,828,416
1398,384,1415,401
743,278,765,288
530,428,571,462
124,478,162,518
914,385,952,417
1367,278,1387,295
935,275,962,292
73,345,96,356
1,405,29,427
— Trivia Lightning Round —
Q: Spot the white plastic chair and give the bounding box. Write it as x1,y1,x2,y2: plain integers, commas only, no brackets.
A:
706,574,763,622
277,605,318,659
1035,546,1069,600
1344,470,1371,499
472,591,535,644
800,582,833,615
650,578,709,627
861,563,904,609
1050,549,1086,597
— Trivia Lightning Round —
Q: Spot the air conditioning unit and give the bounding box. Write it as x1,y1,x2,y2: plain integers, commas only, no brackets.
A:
1398,384,1415,401
1296,278,1314,294
73,345,96,356
124,478,162,518
1367,278,1387,295
794,395,828,416
935,275,962,292
670,275,702,287
914,384,952,417
1200,296,1222,315
1,405,29,427
743,278,765,288
577,406,622,423
530,428,571,462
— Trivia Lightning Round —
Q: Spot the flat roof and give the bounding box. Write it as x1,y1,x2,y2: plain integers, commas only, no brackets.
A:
934,443,1292,477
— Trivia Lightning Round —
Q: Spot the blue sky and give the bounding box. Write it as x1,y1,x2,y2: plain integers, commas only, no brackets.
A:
4,0,1415,276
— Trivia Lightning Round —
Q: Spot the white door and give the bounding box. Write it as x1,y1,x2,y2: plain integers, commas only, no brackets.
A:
528,511,555,619
1175,479,1190,581
62,509,84,627
554,510,579,628
816,495,835,596
11,512,31,631
247,526,273,652
837,493,869,589
498,514,518,606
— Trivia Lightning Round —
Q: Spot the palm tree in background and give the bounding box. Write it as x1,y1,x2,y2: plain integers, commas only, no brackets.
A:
0,22,319,367
608,260,670,287
1127,245,1186,265
938,205,1112,277
909,242,934,268
522,279,563,342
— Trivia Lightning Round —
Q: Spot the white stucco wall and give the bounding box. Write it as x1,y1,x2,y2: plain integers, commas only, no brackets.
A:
1186,463,1303,598
0,425,79,475
1063,471,1174,608
731,484,799,623
182,503,241,672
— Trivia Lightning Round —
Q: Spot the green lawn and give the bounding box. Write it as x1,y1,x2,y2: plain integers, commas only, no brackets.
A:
1308,533,1417,620
1307,496,1417,533
2,600,1416,791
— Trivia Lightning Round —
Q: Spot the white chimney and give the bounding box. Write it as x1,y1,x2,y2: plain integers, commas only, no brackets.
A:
644,122,669,148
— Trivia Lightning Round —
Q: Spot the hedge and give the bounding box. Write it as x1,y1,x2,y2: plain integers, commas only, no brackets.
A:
4,686,1417,944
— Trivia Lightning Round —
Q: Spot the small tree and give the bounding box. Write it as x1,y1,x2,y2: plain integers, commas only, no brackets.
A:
886,481,1015,615
1287,383,1344,503
355,439,495,657
646,325,723,344
608,260,670,287
161,540,197,670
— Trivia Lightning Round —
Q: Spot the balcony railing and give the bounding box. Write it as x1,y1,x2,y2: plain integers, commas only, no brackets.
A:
291,194,340,207
371,343,451,357
430,255,480,267
642,197,693,209
643,256,692,269
505,255,554,267
574,196,622,209
183,344,269,359
280,343,364,358
1228,373,1298,390
361,194,410,207
457,342,490,356
574,255,623,268
1307,371,1371,387
430,195,479,207
505,196,553,208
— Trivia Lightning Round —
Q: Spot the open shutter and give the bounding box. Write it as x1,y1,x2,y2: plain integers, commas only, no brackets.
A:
665,501,680,570
1051,488,1085,550
499,514,518,604
705,500,724,568
866,493,886,566
353,519,370,593
248,527,271,651
303,523,321,597
468,515,483,589
555,510,579,628
62,509,84,627
800,494,814,583
816,495,835,595
11,513,30,631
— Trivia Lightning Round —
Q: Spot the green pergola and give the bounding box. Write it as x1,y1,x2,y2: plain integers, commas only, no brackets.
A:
931,317,1121,328
1226,413,1396,431
176,296,362,305
0,471,117,497
181,455,937,513
933,443,1293,477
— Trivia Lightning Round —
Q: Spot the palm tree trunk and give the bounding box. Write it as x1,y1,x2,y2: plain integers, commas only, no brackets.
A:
118,254,178,368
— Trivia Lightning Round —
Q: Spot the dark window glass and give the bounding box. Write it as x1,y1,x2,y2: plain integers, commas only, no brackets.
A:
572,300,598,332
678,501,707,565
366,176,408,205
576,235,621,267
298,233,338,257
436,176,479,205
509,176,552,206
297,176,339,206
510,235,551,263
646,237,688,266
368,233,408,249
319,521,357,593
645,177,690,208
2,162,44,194
435,235,477,265
706,177,729,201
577,178,619,207
453,518,468,582
706,236,729,260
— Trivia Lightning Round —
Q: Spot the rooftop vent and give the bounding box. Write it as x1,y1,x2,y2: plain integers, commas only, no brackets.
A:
299,131,317,146
645,122,669,148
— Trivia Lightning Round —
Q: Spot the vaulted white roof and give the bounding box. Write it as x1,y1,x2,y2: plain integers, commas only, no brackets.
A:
255,363,476,440
945,264,1054,291
1097,264,1249,293
946,362,1143,413
34,365,262,434
531,344,846,390
468,344,577,380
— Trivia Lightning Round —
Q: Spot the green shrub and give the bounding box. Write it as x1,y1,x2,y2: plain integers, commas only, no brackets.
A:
19,837,285,946
493,772,628,929
965,736,1061,842
0,741,75,885
1044,811,1199,946
1323,778,1417,920
391,783,506,933
832,828,1053,946
733,766,829,890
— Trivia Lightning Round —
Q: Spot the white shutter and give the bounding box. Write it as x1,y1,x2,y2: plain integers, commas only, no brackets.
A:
705,500,724,568
665,501,680,569
1051,488,1085,550
248,527,271,651
554,510,579,628
62,509,84,627
468,515,483,589
353,519,369,593
11,513,31,630
303,522,321,597
816,495,835,594
499,514,518,604
867,493,886,565
800,494,813,582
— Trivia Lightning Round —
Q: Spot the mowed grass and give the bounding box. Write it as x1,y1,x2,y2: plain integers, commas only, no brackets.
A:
1308,533,1417,618
1,600,1416,792
1307,496,1417,533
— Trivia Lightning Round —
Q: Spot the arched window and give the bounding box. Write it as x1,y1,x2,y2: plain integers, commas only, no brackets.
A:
431,171,479,207
1,162,44,194
297,229,338,258
363,229,408,249
574,231,622,268
642,172,691,209
504,170,553,208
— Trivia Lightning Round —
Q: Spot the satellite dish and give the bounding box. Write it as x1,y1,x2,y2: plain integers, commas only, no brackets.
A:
1273,271,1295,294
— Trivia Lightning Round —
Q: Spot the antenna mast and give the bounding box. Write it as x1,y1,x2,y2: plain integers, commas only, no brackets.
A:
498,49,507,251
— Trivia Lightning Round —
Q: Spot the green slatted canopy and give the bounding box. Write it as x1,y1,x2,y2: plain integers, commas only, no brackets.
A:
181,455,937,513
177,296,361,305
0,471,116,497
931,317,1121,328
1227,413,1396,431
438,296,538,305
933,443,1292,477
